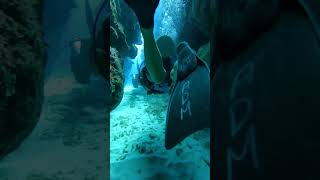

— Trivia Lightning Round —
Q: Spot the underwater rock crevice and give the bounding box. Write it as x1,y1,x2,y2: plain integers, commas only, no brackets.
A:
109,0,141,110
110,47,124,110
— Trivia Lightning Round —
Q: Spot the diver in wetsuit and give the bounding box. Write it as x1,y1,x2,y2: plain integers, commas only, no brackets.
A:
124,0,168,84
125,0,320,179
70,0,109,84
136,35,177,94
124,0,210,149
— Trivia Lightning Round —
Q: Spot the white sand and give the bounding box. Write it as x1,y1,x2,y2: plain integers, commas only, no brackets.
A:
110,87,210,180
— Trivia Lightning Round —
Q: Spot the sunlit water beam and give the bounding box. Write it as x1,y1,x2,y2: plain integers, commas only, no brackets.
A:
124,36,144,91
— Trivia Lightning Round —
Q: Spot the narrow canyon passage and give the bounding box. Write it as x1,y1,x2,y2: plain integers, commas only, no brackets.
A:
0,0,108,179
109,0,210,179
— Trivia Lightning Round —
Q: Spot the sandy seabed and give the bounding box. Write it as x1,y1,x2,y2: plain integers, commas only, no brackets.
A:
110,87,210,180
0,81,209,180
0,76,108,180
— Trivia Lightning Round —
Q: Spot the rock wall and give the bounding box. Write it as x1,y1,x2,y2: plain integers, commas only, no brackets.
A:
109,0,140,110
0,0,46,159
110,0,141,59
176,0,210,51
110,47,123,110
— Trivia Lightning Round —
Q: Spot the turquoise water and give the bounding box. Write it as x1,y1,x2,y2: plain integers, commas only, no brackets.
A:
111,0,210,179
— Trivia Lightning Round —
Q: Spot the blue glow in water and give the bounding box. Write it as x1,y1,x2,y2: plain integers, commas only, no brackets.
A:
133,41,145,74
124,36,144,90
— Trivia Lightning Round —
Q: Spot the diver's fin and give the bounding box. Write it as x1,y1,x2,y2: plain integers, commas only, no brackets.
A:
298,0,320,42
165,42,210,149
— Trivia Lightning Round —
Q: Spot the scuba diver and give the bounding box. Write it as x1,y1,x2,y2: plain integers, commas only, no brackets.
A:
125,0,320,179
69,0,109,84
133,35,177,94
124,0,210,150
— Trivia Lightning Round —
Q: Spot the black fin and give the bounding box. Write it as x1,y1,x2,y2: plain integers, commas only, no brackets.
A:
165,43,210,149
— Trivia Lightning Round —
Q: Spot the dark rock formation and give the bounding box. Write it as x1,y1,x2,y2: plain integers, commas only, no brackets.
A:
109,0,125,111
109,0,141,110
110,0,141,59
66,0,134,110
0,0,46,159
177,0,210,51
110,47,124,110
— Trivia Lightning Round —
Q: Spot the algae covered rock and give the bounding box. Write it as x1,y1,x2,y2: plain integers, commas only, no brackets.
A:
110,0,140,59
110,47,124,110
0,0,46,159
109,0,141,110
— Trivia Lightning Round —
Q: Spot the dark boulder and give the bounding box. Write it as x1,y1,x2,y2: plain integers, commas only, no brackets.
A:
109,0,141,110
110,47,124,110
0,0,46,160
